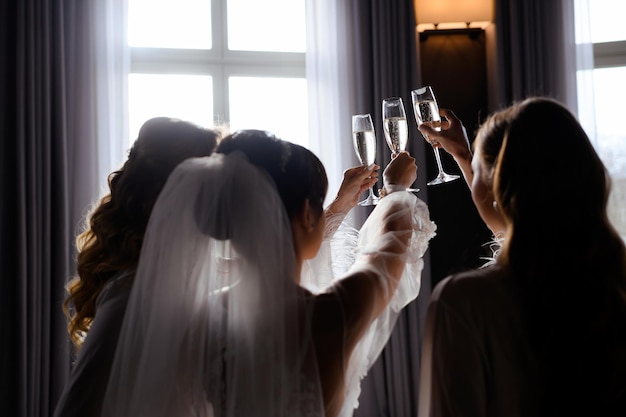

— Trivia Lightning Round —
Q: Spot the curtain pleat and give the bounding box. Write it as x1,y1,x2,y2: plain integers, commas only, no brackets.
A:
495,0,579,111
1,1,126,415
1,1,71,416
1,2,19,414
306,0,356,211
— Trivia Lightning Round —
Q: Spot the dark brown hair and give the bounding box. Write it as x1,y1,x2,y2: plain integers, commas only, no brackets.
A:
216,129,328,220
64,117,221,348
475,97,626,412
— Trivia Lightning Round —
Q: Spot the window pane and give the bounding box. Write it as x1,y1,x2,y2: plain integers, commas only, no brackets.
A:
128,74,213,144
593,67,626,147
228,77,308,147
227,0,306,52
592,67,626,238
128,0,211,49
589,0,626,43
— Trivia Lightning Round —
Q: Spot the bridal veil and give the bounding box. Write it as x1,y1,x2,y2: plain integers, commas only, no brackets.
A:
102,143,436,417
102,151,324,417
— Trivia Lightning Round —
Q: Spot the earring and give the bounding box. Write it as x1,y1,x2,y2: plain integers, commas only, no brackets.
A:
492,201,499,211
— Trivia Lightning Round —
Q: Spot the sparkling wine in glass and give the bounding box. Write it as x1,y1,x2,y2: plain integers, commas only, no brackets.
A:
382,97,419,193
352,113,380,206
411,86,460,185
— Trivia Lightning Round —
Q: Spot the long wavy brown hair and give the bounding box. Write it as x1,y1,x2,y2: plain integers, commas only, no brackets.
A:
64,117,221,348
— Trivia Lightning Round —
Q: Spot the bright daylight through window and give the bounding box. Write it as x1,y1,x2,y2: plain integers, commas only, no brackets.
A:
127,0,308,148
577,0,626,239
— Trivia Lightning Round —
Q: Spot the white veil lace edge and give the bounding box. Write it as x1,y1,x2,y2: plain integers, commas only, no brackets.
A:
302,191,437,417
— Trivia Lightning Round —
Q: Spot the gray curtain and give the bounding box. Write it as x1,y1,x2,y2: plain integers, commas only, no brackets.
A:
494,0,578,111
346,1,432,417
0,1,103,415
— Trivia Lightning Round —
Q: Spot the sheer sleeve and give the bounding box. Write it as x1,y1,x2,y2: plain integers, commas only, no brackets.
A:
302,191,436,416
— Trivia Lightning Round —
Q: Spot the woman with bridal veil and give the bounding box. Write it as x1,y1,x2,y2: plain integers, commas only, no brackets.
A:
102,130,436,417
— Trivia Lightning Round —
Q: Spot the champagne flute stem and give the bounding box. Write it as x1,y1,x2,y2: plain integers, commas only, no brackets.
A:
433,146,446,176
358,184,379,206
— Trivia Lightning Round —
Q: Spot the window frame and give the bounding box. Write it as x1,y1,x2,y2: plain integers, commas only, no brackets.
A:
129,0,306,127
590,39,626,238
593,40,626,68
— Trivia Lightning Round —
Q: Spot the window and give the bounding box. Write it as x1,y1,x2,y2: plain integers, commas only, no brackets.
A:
576,0,626,238
127,0,308,148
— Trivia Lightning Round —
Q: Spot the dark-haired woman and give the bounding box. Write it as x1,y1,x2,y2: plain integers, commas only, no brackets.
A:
54,117,221,417
418,97,626,417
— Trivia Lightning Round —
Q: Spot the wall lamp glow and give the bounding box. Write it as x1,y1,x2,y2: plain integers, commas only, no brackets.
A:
415,0,494,35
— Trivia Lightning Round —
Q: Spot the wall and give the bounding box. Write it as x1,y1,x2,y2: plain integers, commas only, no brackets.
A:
417,28,494,286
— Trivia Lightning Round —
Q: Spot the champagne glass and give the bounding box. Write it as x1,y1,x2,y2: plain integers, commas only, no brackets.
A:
352,114,380,206
382,97,419,193
411,86,460,185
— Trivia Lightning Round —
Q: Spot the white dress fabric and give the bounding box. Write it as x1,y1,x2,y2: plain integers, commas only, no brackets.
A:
302,192,436,417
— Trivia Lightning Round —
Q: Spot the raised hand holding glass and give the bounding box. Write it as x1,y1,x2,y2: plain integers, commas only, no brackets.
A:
411,86,460,185
352,114,380,206
382,97,419,193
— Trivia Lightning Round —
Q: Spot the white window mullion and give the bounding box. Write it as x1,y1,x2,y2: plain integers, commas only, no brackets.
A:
127,0,308,146
593,40,626,68
213,66,229,126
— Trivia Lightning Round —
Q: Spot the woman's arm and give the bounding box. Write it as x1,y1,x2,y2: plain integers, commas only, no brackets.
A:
313,153,423,416
419,109,506,235
323,164,379,237
419,278,489,417
418,108,474,187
